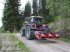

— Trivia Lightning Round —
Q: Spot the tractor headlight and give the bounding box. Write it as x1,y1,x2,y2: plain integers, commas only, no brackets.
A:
32,24,36,28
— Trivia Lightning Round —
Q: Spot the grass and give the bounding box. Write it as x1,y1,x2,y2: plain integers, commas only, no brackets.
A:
9,33,30,52
0,27,4,33
57,36,70,43
0,33,30,52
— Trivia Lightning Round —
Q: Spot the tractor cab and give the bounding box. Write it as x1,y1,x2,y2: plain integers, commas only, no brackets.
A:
30,16,44,24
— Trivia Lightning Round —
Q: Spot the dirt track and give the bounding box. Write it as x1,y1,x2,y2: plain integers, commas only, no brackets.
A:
16,33,70,52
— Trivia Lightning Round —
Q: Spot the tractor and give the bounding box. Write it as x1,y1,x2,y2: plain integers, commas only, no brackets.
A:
20,16,60,40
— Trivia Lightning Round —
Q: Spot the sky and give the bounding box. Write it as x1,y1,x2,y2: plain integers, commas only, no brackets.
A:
0,0,29,27
0,0,4,27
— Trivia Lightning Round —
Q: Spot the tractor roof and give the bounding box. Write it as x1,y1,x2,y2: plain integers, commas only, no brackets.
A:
25,16,43,21
30,16,43,18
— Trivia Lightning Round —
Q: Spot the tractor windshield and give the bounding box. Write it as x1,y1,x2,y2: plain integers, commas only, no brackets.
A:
34,18,43,24
31,18,43,24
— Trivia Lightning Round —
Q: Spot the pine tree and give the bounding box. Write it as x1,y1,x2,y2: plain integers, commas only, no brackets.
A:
2,3,8,32
40,0,49,23
32,0,38,16
2,0,21,32
24,2,31,17
41,0,49,17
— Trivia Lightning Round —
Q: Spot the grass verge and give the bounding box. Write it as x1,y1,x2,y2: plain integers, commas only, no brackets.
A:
9,33,30,52
57,36,70,43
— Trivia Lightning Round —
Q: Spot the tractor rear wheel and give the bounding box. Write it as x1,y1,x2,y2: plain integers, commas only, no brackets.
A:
26,26,35,40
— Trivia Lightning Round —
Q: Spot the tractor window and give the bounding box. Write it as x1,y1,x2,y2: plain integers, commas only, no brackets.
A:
30,17,43,24
31,18,34,22
34,18,43,24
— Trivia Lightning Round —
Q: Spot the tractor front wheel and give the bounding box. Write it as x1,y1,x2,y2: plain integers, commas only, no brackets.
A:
26,26,35,40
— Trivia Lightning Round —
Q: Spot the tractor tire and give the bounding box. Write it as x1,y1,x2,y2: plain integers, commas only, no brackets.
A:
20,29,25,37
26,26,35,40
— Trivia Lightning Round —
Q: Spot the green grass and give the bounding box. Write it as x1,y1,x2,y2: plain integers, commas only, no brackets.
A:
8,33,30,52
57,36,70,43
0,27,4,33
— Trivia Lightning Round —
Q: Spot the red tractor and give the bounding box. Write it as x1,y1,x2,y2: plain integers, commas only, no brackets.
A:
20,16,60,40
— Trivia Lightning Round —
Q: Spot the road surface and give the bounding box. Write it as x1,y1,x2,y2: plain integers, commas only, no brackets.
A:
16,33,70,52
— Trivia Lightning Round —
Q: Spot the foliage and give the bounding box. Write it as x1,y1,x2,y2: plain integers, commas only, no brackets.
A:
2,0,70,33
46,0,70,30
0,27,4,33
44,14,55,24
24,2,31,17
32,0,38,16
10,33,30,52
2,0,21,32
41,0,49,17
46,0,70,18
40,0,54,24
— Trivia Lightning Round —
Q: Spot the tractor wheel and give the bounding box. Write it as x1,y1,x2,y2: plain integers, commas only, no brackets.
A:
26,26,35,40
20,30,25,37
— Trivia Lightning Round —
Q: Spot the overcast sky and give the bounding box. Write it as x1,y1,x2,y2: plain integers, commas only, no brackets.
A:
0,0,4,27
0,0,30,27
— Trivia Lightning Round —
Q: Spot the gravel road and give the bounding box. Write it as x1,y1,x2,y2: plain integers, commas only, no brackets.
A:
16,33,70,52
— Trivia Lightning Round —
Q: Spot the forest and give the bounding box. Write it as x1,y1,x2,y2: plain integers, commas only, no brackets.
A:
1,0,70,39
